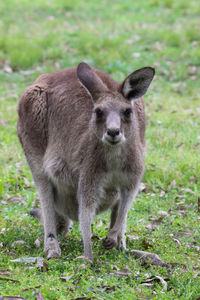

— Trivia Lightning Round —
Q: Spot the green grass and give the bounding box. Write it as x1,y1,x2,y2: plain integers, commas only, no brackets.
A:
0,0,200,299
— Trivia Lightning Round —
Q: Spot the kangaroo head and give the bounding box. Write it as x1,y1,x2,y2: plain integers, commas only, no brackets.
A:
77,62,155,146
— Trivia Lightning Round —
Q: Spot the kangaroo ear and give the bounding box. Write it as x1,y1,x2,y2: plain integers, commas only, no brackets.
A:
77,62,108,101
120,67,155,101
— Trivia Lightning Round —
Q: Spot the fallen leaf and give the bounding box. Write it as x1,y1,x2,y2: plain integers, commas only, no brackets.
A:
11,257,43,264
138,289,156,299
156,276,168,292
96,220,103,228
110,266,132,276
114,267,132,276
157,211,168,216
176,194,185,199
175,202,185,209
75,256,93,265
190,75,197,80
34,239,40,248
169,262,187,270
153,41,164,52
140,282,154,288
0,296,27,300
193,245,200,251
0,120,8,126
192,41,198,47
112,265,119,271
0,277,20,283
194,272,200,279
3,65,13,73
139,182,147,192
193,143,200,149
193,265,200,271
150,193,155,197
130,250,170,269
4,195,25,204
145,224,154,231
141,239,153,250
0,270,13,276
168,262,187,270
140,276,168,292
196,108,200,114
173,238,181,245
11,240,25,248
180,188,196,195
73,298,95,300
127,234,140,240
20,286,41,293
75,264,85,272
159,190,165,197
132,52,141,57
178,230,192,237
37,292,44,300
149,216,166,225
47,15,55,21
168,179,176,191
175,142,184,148
189,176,196,185
0,228,6,234
60,273,74,281
188,66,197,74
101,285,116,292
19,69,36,75
23,178,30,186
55,61,61,69
97,278,103,282
36,258,48,272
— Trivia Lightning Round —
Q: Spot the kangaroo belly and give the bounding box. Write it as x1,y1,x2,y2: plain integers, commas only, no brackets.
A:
96,170,131,213
53,184,79,221
96,188,120,214
44,155,79,220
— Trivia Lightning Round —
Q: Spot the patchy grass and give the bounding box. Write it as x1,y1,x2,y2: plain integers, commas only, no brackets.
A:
0,0,200,299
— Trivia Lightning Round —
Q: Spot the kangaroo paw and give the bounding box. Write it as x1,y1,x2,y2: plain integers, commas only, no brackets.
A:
44,235,61,259
103,236,118,250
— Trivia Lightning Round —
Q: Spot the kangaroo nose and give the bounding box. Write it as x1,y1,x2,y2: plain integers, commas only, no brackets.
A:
107,128,120,138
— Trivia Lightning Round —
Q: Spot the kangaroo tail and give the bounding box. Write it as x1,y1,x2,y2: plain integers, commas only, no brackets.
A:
30,209,41,222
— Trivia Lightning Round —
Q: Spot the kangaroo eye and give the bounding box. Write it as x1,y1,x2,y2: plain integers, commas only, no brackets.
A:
95,108,103,119
124,108,132,118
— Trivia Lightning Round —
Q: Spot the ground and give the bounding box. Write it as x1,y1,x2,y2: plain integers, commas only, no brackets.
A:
0,0,200,299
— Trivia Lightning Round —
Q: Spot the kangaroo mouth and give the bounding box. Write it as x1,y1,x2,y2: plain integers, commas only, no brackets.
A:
102,132,125,146
103,137,122,146
109,140,120,145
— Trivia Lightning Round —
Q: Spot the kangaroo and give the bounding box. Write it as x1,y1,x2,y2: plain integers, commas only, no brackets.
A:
17,62,155,261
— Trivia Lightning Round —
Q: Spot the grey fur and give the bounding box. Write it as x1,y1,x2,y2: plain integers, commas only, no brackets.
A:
17,62,155,261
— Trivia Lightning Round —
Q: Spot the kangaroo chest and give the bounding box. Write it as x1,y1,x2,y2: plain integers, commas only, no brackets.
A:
100,147,131,189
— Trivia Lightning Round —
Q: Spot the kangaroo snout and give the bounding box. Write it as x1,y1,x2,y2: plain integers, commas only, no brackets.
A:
104,127,122,145
107,128,120,137
103,111,123,145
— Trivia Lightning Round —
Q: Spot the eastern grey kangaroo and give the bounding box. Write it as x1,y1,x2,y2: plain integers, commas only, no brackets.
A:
17,62,155,261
